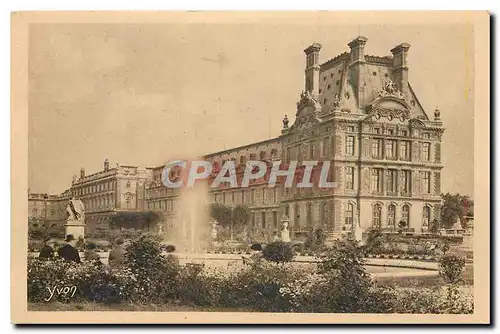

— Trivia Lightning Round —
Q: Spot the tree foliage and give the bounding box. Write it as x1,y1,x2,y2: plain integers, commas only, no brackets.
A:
233,205,250,228
108,211,161,231
440,193,474,229
209,203,232,228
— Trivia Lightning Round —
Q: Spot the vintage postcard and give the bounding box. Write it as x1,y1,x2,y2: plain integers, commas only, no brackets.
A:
11,11,490,324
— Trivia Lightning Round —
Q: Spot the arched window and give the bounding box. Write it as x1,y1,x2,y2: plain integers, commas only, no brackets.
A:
388,204,396,228
402,204,410,228
126,181,131,188
372,204,382,229
345,203,354,229
422,206,431,231
32,208,38,217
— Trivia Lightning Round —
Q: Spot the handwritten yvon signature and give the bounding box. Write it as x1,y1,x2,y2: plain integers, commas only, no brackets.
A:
45,286,77,302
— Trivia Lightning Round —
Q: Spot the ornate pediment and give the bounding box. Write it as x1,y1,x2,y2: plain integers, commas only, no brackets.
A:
286,90,322,135
378,79,405,99
366,94,411,122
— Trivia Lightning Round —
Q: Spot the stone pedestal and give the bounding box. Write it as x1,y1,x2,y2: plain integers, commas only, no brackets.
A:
65,223,85,240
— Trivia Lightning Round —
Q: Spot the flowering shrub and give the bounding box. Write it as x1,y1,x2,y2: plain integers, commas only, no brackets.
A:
27,257,128,304
27,236,474,314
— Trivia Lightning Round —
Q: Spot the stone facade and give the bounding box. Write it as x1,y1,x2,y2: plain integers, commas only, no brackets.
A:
35,36,444,240
67,160,149,233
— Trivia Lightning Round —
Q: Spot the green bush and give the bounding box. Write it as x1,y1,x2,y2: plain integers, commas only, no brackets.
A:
439,254,466,284
124,234,180,304
27,235,474,314
27,257,128,304
261,242,294,263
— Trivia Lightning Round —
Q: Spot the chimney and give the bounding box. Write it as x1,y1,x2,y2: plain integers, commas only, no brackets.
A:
390,42,411,97
80,167,85,179
347,36,368,108
303,42,322,100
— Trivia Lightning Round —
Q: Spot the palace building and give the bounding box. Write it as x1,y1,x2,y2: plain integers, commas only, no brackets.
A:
39,36,444,239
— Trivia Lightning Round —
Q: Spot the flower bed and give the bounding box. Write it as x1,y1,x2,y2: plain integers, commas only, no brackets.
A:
27,236,473,314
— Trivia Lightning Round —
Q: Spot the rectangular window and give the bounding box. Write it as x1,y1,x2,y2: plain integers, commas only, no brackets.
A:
401,170,412,193
286,147,291,162
385,140,396,159
386,169,398,193
223,192,226,204
347,126,355,132
346,136,355,156
372,139,382,158
422,143,431,161
231,191,235,203
374,128,381,134
252,212,256,227
400,141,410,160
345,166,355,190
422,171,431,194
251,189,255,203
400,129,408,137
273,211,278,229
387,129,394,136
261,212,266,229
371,168,383,192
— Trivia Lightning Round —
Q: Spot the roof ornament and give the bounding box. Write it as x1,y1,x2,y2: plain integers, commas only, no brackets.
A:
434,106,441,121
378,79,405,99
282,114,289,129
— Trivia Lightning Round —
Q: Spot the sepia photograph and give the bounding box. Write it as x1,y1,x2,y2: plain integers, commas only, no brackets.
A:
11,11,490,324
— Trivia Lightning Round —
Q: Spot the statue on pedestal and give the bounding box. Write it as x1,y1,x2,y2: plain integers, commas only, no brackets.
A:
280,216,291,243
65,197,86,240
352,212,363,245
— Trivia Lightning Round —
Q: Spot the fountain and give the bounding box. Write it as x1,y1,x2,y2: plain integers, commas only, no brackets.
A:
167,172,210,256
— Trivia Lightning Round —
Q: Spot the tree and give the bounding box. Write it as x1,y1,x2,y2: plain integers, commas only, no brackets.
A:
209,203,232,238
232,205,250,239
440,193,474,229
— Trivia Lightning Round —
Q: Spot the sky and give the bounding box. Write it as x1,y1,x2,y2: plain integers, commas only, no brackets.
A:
28,22,474,196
